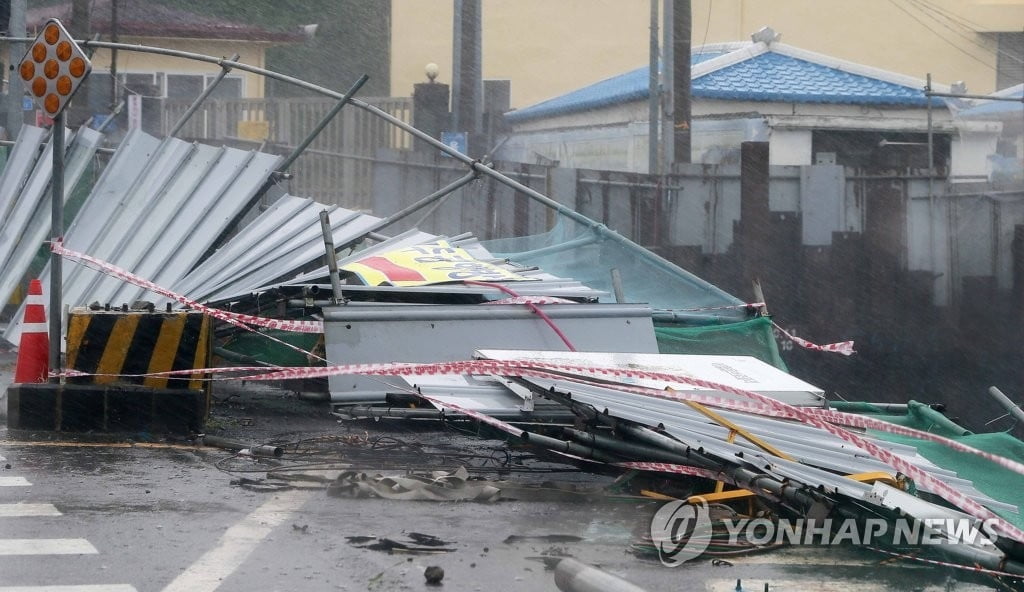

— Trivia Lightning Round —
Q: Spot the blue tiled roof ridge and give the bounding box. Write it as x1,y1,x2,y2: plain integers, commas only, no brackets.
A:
506,41,944,124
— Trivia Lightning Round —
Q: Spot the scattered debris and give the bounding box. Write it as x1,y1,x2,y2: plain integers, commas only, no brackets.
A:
327,467,501,502
424,565,444,585
346,535,456,555
407,533,452,547
504,535,584,544
202,435,282,458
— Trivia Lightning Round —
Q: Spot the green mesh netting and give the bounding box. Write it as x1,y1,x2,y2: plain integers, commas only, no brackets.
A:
654,316,787,371
832,400,972,437
485,220,788,368
484,221,746,316
846,400,1024,529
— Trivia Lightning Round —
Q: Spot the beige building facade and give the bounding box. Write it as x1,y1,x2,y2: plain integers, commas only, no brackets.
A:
391,0,1024,109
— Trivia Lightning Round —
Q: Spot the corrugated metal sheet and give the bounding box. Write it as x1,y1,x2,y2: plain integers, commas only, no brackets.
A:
211,231,613,305
4,129,282,345
180,196,384,304
0,125,103,309
403,349,1014,516
518,376,1014,511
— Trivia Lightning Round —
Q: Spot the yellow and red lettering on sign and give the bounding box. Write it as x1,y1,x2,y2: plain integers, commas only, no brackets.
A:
341,241,534,287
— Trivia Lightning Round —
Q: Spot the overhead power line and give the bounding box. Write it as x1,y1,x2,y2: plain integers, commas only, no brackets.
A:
908,0,1023,66
886,0,997,72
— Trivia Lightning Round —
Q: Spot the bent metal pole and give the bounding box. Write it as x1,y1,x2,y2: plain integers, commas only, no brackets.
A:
6,38,740,303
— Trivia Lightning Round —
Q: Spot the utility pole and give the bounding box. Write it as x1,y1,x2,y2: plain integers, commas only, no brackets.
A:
660,0,674,169
672,0,692,164
111,0,119,108
451,0,481,153
647,0,659,175
5,0,25,138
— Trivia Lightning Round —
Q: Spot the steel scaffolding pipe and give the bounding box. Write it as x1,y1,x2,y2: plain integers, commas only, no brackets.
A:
0,38,743,309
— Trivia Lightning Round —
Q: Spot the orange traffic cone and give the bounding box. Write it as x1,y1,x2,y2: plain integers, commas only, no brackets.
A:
14,279,49,383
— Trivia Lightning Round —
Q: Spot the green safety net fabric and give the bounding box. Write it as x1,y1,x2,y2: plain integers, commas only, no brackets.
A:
484,221,747,317
654,316,788,371
832,400,972,437
485,220,790,366
847,400,1024,529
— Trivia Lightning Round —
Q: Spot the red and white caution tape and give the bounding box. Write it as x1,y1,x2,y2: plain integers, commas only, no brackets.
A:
773,322,855,356
417,394,525,438
537,362,1023,543
617,461,735,485
484,296,576,305
59,356,1024,483
51,241,328,363
50,352,1024,541
234,356,1017,543
144,356,1024,543
52,365,281,381
51,241,324,334
464,280,577,351
803,407,1024,478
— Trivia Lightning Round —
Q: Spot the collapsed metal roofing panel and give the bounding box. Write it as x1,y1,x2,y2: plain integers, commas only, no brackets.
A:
0,126,102,309
109,147,282,306
270,228,442,291
184,198,385,304
60,135,197,311
477,349,825,406
522,376,1015,514
400,348,1013,514
0,126,47,217
3,130,283,345
99,142,226,306
223,229,611,305
174,195,323,300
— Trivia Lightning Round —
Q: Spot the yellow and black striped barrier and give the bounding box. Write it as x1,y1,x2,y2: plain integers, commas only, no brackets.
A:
66,308,211,391
7,308,213,434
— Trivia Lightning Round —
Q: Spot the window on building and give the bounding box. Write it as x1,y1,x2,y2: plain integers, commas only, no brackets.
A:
166,74,243,101
996,32,1024,90
166,74,205,101
207,76,242,100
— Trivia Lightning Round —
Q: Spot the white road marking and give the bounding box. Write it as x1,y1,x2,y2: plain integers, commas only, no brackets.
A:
0,504,61,517
160,489,314,592
0,539,98,555
0,477,31,487
0,586,138,592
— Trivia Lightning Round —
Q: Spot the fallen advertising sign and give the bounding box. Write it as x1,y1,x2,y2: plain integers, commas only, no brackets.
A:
341,240,535,287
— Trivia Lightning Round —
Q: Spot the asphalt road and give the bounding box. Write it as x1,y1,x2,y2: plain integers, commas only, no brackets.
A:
0,347,1009,591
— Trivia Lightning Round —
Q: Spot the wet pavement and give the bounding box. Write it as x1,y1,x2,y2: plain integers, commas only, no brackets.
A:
0,348,1011,591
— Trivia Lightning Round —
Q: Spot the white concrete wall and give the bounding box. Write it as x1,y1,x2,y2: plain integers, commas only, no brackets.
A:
951,129,1002,181
769,129,813,165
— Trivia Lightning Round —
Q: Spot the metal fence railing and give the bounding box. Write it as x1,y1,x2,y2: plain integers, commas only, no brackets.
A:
160,96,413,209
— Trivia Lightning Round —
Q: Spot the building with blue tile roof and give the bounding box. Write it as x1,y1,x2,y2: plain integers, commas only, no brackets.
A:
497,35,1002,180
